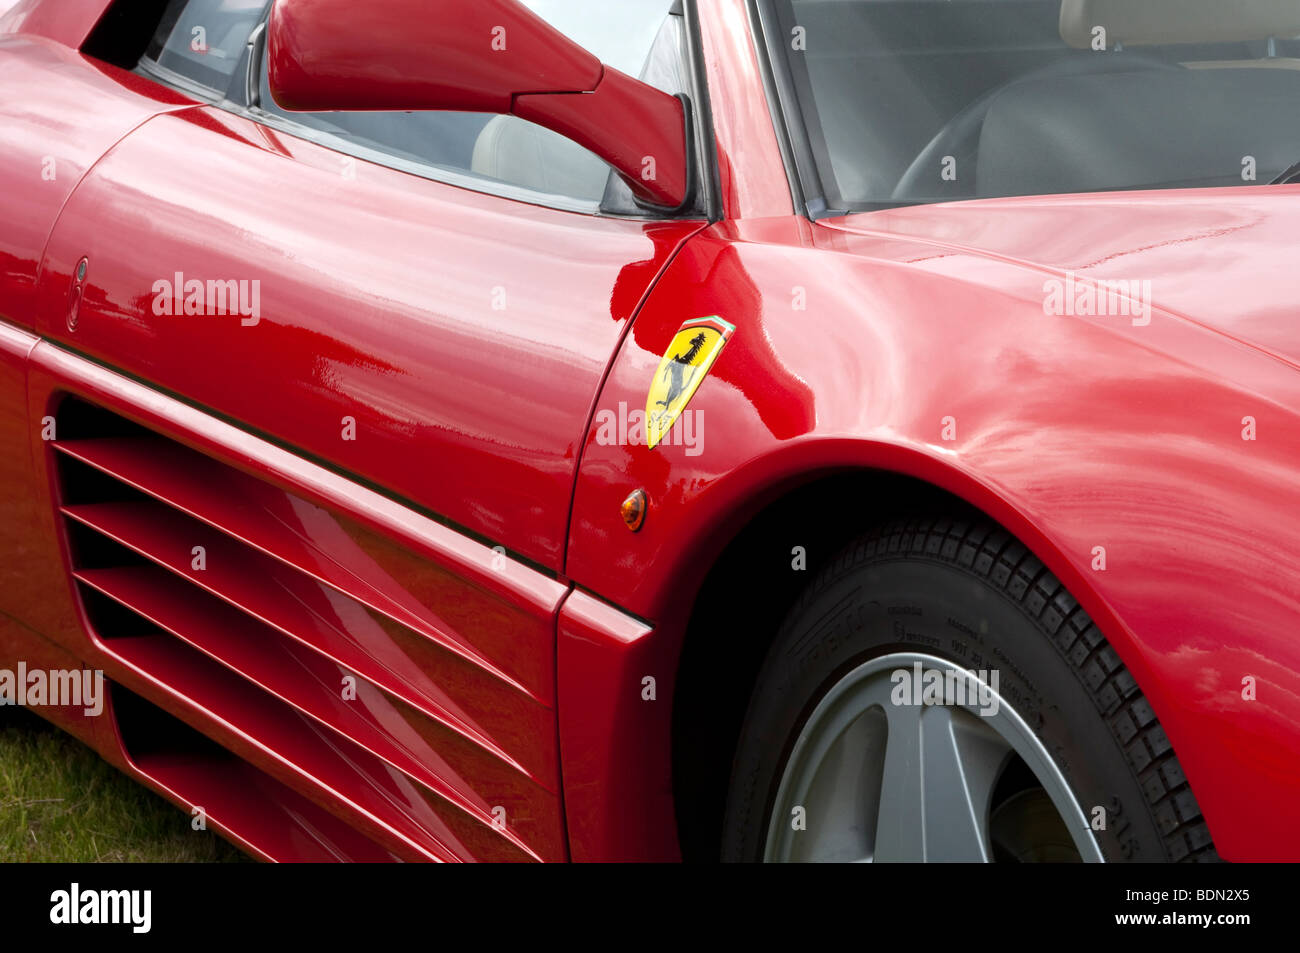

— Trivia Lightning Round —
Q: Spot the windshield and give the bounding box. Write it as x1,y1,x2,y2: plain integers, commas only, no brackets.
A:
768,0,1300,211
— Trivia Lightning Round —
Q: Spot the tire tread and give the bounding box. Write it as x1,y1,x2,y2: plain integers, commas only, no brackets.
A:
786,518,1218,863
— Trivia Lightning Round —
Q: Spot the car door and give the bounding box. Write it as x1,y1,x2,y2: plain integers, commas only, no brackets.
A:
28,0,706,861
0,13,196,644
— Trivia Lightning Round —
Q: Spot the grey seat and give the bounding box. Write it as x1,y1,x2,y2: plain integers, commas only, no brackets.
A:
470,115,612,202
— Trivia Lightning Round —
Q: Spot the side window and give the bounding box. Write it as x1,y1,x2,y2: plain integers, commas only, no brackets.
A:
253,0,684,212
139,0,267,96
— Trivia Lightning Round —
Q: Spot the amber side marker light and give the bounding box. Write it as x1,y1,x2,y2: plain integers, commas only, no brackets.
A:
621,489,647,532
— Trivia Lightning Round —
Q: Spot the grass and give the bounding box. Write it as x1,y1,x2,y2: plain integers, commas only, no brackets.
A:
0,706,247,862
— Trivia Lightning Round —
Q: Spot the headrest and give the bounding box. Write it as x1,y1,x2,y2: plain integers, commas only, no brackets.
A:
1060,0,1300,48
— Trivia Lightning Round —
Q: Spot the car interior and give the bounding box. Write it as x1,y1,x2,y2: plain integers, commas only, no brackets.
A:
783,0,1300,208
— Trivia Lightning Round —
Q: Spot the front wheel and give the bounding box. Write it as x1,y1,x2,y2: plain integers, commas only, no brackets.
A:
721,519,1217,863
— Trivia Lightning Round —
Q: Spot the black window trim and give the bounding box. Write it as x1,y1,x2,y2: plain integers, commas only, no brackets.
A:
748,0,845,220
682,0,723,222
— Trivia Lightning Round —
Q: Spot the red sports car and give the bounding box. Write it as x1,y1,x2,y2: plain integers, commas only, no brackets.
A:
1,0,1297,863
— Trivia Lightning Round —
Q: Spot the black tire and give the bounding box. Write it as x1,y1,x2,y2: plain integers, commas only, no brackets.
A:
721,518,1218,862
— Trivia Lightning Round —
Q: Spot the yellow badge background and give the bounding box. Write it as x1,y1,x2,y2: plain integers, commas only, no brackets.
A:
646,316,734,449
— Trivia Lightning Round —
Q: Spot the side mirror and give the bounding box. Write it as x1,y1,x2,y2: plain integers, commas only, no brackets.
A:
267,0,691,209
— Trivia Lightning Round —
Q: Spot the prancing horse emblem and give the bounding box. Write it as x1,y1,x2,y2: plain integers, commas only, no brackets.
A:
657,332,708,413
646,316,734,449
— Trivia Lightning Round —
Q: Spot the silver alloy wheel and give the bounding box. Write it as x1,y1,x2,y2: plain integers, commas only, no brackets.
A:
762,652,1104,862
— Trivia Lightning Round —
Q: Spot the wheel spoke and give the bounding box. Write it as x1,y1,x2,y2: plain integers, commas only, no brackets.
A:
794,709,885,862
763,652,1098,864
919,705,1010,861
873,700,926,861
873,692,1011,862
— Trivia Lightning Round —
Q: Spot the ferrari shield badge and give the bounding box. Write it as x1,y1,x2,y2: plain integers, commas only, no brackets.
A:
646,316,734,449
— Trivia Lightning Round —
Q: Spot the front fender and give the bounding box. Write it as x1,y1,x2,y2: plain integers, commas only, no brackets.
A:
567,217,1300,861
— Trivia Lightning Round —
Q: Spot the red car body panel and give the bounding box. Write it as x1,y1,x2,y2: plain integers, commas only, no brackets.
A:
266,0,605,115
0,0,1297,861
0,34,190,331
555,590,673,863
26,342,581,861
0,0,110,47
32,102,703,569
568,203,1300,862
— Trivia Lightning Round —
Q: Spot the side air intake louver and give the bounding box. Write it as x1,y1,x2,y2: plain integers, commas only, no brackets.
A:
109,681,401,861
51,398,561,862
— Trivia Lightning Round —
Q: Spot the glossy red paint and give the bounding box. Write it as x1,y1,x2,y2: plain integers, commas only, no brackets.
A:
0,324,39,632
27,347,572,860
0,34,190,330
32,105,703,570
556,591,677,862
567,202,1300,861
268,0,603,114
269,0,688,207
0,0,1296,863
0,0,111,47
